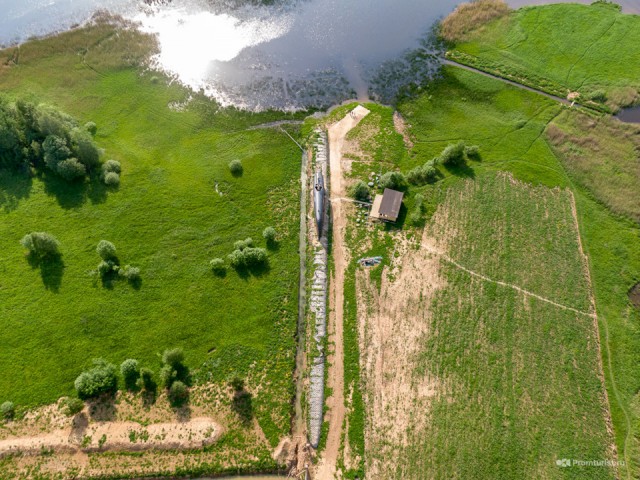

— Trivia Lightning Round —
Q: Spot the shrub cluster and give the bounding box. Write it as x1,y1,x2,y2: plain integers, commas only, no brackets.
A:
102,160,121,186
74,359,118,400
439,141,466,166
20,232,60,258
210,257,226,275
228,237,268,269
262,226,277,244
407,159,438,185
348,180,370,201
94,240,140,284
0,97,101,180
379,171,406,190
160,348,190,406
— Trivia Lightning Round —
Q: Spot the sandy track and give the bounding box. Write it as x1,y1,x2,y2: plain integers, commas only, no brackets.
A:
0,417,221,457
315,105,369,480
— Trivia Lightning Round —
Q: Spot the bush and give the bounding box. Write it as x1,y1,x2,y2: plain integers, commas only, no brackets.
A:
228,249,246,268
119,265,140,282
136,368,156,392
262,227,277,243
20,232,60,258
379,171,406,190
588,89,607,103
233,238,253,251
210,258,225,274
84,122,97,135
168,381,189,407
102,159,121,174
120,359,140,390
74,359,118,400
103,171,120,186
464,144,480,159
349,180,370,201
409,193,426,226
440,141,466,166
60,397,84,417
243,247,269,267
1,401,15,420
96,240,117,260
97,259,119,277
229,159,243,176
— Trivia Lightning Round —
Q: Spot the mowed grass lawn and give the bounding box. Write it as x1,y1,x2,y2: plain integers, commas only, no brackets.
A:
0,21,301,440
395,67,640,476
401,173,614,479
450,2,640,109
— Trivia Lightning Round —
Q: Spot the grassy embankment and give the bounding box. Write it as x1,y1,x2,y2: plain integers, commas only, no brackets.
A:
0,17,304,477
321,65,639,478
445,2,640,111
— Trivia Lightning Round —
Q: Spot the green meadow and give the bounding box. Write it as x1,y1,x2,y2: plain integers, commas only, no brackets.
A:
449,2,640,110
0,18,302,446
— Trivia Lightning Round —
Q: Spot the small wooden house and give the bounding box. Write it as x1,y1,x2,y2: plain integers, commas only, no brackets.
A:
370,188,403,223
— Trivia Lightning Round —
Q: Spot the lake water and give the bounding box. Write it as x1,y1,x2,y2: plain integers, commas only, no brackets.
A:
1,0,638,110
616,105,640,123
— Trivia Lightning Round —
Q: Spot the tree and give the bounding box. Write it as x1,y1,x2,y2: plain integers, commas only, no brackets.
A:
136,368,156,392
161,348,189,387
74,359,118,400
1,401,15,420
56,158,86,181
349,180,370,201
440,141,466,166
168,381,189,407
379,171,406,190
20,232,60,258
120,359,140,390
42,134,71,172
229,159,243,176
228,249,246,268
60,397,84,416
96,240,117,260
262,227,277,244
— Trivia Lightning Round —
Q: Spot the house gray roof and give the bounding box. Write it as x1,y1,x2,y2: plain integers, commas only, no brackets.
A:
378,188,403,220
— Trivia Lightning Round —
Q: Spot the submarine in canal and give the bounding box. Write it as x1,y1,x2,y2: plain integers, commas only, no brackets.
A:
313,169,325,235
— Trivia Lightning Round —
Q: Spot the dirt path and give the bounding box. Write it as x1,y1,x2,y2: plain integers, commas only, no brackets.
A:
315,105,369,480
419,240,595,318
442,59,581,107
0,417,221,457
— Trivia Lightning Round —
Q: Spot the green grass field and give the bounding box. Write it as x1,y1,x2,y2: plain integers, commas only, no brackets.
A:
401,173,614,479
448,2,640,110
0,18,302,452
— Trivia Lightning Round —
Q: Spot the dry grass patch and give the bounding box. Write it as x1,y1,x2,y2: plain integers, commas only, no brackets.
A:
440,0,511,43
546,110,640,222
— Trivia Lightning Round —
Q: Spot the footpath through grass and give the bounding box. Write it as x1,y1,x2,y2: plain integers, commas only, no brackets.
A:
0,18,303,454
447,2,640,111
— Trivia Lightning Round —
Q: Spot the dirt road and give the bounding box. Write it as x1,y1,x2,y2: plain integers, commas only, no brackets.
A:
315,105,369,480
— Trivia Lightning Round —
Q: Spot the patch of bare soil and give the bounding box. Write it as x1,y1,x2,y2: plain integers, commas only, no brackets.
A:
393,111,413,150
356,232,446,478
630,283,640,309
0,383,274,479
